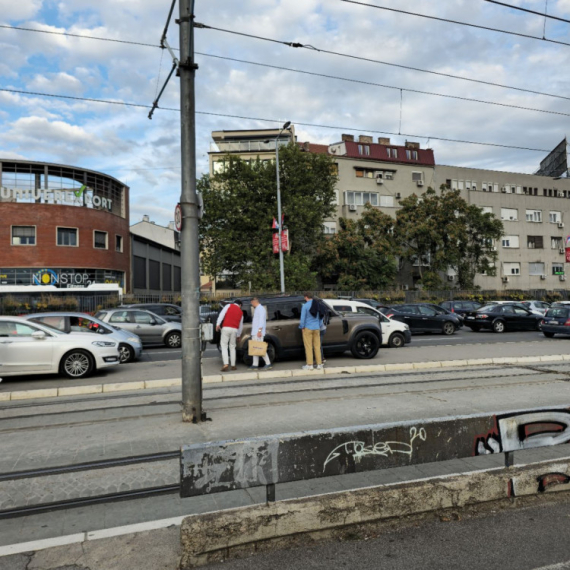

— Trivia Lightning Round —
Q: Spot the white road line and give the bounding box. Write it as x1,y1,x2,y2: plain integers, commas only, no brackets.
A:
531,562,570,570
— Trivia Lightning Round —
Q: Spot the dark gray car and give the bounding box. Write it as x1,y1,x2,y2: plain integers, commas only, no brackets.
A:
95,308,182,348
120,303,182,323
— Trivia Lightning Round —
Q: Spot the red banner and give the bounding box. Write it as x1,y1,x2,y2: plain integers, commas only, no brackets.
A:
272,232,279,254
566,248,570,263
272,230,289,253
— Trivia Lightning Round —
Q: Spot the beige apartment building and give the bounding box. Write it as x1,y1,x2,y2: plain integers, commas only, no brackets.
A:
208,126,570,290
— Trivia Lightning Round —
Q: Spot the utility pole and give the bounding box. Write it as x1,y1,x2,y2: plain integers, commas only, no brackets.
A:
274,121,291,294
178,0,203,423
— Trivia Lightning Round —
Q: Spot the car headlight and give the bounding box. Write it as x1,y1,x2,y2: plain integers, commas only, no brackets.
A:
92,341,117,347
403,325,409,330
126,337,140,343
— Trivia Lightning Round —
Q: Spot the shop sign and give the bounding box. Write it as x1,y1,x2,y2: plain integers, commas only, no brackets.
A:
33,269,94,287
0,185,113,211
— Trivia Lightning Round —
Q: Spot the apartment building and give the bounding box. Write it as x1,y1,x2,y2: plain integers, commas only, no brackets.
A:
208,127,570,290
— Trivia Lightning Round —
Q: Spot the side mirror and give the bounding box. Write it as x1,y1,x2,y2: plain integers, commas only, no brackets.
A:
32,330,47,340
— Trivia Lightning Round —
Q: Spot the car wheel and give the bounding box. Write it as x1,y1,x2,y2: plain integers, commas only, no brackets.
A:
388,332,405,348
350,331,380,359
242,342,276,366
492,320,506,333
60,350,94,379
543,332,555,338
442,322,456,336
165,331,182,348
118,344,135,364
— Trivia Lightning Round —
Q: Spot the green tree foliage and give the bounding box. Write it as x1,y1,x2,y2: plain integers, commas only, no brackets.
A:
316,205,398,290
394,186,504,289
198,144,337,291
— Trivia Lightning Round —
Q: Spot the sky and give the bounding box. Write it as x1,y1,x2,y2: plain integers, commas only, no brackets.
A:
1,0,570,226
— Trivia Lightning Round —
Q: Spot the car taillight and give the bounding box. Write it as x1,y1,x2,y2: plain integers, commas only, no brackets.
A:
564,319,570,326
451,308,455,312
387,314,394,318
479,314,489,319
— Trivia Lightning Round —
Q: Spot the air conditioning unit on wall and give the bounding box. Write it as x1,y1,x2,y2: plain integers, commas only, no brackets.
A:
560,275,566,282
376,178,383,185
540,274,547,280
502,276,509,283
559,222,565,228
349,204,357,211
447,275,454,281
416,180,424,187
560,248,565,254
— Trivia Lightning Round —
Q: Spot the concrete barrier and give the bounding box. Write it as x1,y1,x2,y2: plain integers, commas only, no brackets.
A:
179,458,570,568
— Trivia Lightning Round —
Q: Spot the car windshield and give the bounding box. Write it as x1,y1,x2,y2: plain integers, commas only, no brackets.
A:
546,308,570,318
477,305,498,312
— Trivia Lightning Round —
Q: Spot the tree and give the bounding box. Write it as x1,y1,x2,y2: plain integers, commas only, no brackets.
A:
316,205,398,290
394,186,503,289
198,144,337,291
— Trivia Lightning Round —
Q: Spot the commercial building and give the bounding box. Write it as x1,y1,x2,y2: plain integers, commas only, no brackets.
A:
209,127,570,290
130,216,181,296
0,159,130,291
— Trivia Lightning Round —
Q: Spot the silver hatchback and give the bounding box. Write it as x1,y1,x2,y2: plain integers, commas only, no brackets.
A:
95,308,182,348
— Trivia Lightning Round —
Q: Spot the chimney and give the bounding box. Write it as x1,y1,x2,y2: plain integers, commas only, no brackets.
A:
168,221,175,230
358,135,373,144
341,134,354,142
143,215,150,222
378,137,391,145
405,141,420,149
303,141,310,151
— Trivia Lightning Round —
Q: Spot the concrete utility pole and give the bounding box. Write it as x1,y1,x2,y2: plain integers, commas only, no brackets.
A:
274,121,291,294
178,0,203,423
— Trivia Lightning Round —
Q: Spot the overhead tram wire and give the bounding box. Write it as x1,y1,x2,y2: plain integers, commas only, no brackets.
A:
0,87,551,153
4,22,570,105
194,23,570,103
339,0,570,48
196,52,570,119
482,0,570,24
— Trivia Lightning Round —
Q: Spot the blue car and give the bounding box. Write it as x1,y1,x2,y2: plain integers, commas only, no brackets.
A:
541,307,570,338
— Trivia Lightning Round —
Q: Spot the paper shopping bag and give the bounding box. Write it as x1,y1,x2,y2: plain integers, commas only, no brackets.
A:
248,340,268,357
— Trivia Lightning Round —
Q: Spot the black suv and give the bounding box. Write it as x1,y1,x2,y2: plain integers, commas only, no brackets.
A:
213,295,382,364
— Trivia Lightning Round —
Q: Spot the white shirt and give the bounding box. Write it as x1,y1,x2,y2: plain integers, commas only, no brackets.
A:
216,303,244,336
251,304,267,338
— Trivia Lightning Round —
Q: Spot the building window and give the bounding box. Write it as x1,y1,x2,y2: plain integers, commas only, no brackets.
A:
331,190,339,205
162,263,172,291
502,236,519,248
526,209,542,223
550,211,562,223
323,222,337,235
527,236,543,249
149,260,160,290
480,206,493,214
358,144,370,156
501,208,518,221
94,231,108,249
212,161,226,174
116,235,123,252
387,148,398,159
503,262,520,275
11,226,36,246
174,266,181,291
412,172,423,183
529,262,545,276
552,236,563,249
379,195,394,207
331,163,339,176
57,227,78,247
553,263,565,276
346,191,379,206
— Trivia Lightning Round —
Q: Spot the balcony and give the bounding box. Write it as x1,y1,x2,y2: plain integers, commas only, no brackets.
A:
210,139,289,154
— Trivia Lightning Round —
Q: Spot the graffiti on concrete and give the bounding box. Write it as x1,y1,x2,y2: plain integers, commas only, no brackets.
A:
475,409,570,455
323,427,427,471
537,472,570,493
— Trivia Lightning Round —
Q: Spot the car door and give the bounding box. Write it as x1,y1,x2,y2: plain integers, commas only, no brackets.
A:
356,306,385,343
499,305,517,330
395,305,421,331
131,311,163,343
108,310,137,334
0,320,54,374
512,306,538,330
418,305,441,331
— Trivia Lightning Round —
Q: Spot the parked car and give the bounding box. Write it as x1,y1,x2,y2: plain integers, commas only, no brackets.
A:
23,312,143,364
0,316,120,379
324,299,411,348
464,303,543,333
521,301,551,315
351,298,391,314
120,303,182,323
541,307,570,337
483,301,543,316
199,304,219,323
214,295,383,364
439,301,483,318
95,308,182,348
385,304,461,335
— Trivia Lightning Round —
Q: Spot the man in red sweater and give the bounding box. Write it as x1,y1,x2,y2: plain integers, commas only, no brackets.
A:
216,300,244,372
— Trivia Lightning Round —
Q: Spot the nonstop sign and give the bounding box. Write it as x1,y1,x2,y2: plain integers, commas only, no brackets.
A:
0,185,113,211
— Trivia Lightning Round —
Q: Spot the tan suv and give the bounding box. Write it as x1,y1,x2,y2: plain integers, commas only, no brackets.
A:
214,295,382,364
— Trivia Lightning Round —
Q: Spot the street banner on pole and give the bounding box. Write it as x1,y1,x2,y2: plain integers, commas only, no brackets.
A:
566,235,570,263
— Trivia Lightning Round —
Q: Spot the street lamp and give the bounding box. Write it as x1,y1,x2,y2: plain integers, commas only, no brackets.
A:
267,121,291,293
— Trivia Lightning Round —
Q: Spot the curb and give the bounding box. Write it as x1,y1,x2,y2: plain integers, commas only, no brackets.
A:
1,354,567,402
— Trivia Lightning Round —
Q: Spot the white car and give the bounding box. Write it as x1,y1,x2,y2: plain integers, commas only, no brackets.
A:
0,316,121,379
325,300,412,348
521,301,551,315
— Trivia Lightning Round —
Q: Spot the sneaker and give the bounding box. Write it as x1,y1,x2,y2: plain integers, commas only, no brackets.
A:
247,366,257,371
261,364,273,371
316,364,324,370
231,366,237,371
301,364,313,371
221,365,229,372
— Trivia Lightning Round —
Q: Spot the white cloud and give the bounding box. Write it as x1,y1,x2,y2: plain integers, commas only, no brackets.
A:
0,0,43,21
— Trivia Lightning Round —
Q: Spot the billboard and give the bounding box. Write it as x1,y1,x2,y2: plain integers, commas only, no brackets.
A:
536,138,568,178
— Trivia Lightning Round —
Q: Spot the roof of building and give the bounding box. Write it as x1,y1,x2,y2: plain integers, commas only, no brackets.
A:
130,219,179,252
341,141,435,166
297,142,330,155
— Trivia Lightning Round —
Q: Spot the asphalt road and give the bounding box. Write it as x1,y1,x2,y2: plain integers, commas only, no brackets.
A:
204,500,570,570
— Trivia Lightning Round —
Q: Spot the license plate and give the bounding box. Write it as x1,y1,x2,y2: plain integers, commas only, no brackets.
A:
467,316,474,320
550,321,558,325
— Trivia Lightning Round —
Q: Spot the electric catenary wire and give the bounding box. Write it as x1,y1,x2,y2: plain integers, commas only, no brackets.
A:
483,0,570,24
0,87,551,153
340,0,570,48
4,21,570,108
195,23,570,103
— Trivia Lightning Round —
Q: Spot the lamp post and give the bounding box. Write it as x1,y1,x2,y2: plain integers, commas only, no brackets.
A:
271,121,291,294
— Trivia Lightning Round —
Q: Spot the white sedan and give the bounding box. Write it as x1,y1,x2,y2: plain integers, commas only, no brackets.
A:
0,316,121,379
